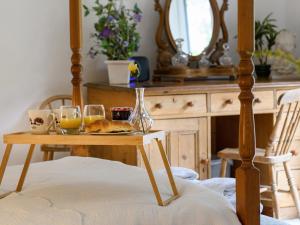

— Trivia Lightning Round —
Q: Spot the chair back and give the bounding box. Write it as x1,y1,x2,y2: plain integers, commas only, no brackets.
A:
265,89,300,156
39,95,72,110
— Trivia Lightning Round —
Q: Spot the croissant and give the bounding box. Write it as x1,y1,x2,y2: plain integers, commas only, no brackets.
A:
85,119,133,133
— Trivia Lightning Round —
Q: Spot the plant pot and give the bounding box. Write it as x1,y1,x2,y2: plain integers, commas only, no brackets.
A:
105,60,132,84
255,65,271,79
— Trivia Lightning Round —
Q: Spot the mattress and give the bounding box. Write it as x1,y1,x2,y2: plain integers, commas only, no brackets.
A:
0,156,241,225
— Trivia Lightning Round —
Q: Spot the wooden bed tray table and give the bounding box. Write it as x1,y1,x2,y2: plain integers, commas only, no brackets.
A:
0,131,179,206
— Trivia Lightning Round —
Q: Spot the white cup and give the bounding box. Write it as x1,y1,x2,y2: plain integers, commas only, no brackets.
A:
28,109,54,134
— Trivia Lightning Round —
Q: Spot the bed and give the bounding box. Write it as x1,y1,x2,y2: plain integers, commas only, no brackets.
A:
69,0,258,224
0,157,240,225
69,0,260,224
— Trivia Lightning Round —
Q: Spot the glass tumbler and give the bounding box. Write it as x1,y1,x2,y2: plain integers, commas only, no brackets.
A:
60,106,82,135
83,104,106,126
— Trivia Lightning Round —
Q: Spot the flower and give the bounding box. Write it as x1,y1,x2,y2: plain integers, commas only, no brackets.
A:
123,41,129,47
85,1,142,60
128,62,139,73
107,15,115,22
128,62,140,78
133,13,142,23
100,27,112,38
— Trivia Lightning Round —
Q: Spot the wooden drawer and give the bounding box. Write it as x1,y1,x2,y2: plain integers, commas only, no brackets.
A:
145,94,207,117
210,91,274,113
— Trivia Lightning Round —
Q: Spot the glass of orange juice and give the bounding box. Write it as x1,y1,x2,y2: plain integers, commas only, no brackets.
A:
60,106,82,135
83,105,106,126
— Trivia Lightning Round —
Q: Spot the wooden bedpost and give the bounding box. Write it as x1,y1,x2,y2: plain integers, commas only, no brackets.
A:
70,0,83,109
236,0,260,224
69,0,90,157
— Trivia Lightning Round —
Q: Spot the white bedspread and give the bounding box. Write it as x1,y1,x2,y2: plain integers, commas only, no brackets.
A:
0,157,241,225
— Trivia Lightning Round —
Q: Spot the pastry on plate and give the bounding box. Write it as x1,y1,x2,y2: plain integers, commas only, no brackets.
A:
85,119,133,133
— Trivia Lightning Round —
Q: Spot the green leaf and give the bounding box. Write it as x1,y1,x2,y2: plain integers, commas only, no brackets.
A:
86,0,142,60
83,5,90,17
255,13,280,64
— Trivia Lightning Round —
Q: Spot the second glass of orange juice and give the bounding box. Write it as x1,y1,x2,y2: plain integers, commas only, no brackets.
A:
60,106,82,135
83,105,106,126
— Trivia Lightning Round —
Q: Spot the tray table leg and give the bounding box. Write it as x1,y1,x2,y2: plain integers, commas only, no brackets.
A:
138,143,180,206
138,145,163,206
16,144,35,192
0,144,13,185
155,139,179,196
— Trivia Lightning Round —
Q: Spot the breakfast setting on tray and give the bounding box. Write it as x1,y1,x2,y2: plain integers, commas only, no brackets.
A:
28,88,153,136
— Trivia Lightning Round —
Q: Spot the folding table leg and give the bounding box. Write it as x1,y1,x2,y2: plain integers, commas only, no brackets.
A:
155,139,179,196
0,144,13,185
16,144,35,192
138,145,163,206
138,143,179,206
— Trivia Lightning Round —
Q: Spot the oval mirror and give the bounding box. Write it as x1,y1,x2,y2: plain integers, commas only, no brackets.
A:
167,0,219,57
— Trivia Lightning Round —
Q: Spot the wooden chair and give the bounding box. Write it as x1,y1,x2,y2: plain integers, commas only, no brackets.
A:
39,95,72,161
218,88,300,219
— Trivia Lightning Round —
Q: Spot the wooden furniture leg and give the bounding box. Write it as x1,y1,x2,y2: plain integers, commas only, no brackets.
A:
43,151,49,161
269,165,279,218
48,151,54,161
220,159,227,177
283,162,300,217
16,144,35,192
138,145,163,205
155,139,179,196
138,144,179,206
0,144,13,185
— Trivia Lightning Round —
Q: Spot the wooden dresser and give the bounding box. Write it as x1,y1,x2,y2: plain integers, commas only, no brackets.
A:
85,78,300,218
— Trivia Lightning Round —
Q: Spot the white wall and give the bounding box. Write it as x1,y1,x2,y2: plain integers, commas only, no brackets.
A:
0,0,295,165
286,0,300,56
0,0,71,164
225,0,288,63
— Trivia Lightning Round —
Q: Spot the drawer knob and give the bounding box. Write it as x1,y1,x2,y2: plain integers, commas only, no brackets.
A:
254,98,262,104
154,103,162,109
200,159,209,165
291,150,299,156
182,155,187,160
224,99,233,105
187,101,194,107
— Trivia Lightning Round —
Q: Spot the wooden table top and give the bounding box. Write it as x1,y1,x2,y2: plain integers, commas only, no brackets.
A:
3,131,165,146
85,76,300,95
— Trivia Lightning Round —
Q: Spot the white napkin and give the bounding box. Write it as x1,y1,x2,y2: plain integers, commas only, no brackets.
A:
158,167,199,180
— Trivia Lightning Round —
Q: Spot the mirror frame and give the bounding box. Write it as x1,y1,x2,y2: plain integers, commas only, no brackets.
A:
154,0,235,81
165,0,220,61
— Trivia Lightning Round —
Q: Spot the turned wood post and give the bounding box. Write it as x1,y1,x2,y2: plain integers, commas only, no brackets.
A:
70,0,83,109
69,0,90,157
236,0,260,224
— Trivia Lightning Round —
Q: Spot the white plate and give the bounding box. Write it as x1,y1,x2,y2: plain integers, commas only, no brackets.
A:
85,131,136,135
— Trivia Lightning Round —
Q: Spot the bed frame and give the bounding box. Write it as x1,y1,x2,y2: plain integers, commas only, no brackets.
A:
68,0,260,224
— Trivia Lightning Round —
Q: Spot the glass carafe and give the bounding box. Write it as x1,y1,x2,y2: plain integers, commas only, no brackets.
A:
129,88,153,133
219,43,233,66
172,38,189,67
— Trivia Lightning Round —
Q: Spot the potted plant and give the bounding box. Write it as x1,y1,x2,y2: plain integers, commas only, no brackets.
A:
260,49,300,74
255,13,279,79
84,0,142,84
